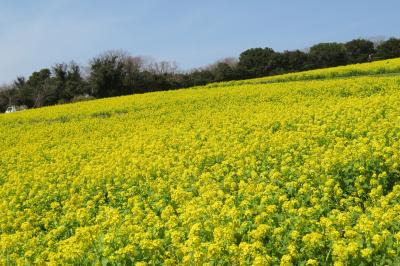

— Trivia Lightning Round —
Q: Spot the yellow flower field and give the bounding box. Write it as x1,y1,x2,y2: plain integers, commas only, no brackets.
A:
1,61,400,265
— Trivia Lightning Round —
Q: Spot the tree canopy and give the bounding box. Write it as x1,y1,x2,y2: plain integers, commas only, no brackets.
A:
1,37,400,112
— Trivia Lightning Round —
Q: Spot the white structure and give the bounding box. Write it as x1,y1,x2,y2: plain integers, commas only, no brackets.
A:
5,106,16,113
5,105,27,113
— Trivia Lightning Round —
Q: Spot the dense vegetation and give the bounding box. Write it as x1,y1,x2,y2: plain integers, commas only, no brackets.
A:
1,60,400,265
1,37,400,112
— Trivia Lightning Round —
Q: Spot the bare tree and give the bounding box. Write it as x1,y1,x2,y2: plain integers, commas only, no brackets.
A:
367,35,387,49
206,57,238,71
146,60,179,75
216,57,238,67
123,56,146,73
32,80,53,108
0,84,17,106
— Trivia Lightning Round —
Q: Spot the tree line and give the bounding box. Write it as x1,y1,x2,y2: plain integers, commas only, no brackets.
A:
1,37,400,112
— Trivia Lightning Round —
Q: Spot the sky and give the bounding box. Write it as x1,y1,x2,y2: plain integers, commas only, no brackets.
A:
0,0,399,83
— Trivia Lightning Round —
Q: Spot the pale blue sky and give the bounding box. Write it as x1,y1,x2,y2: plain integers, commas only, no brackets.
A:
1,0,399,83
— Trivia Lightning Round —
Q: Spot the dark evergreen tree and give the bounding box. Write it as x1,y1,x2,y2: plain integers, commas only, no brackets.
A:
345,39,375,63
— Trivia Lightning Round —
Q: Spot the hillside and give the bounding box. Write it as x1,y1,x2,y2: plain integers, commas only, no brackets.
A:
1,60,400,265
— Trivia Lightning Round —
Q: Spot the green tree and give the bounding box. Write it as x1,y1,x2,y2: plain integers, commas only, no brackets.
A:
89,51,127,98
376,38,400,59
50,63,68,104
0,85,18,111
210,62,236,81
345,39,375,63
309,42,348,68
24,69,54,108
187,69,215,86
207,58,239,82
238,47,277,77
53,62,89,102
274,50,310,73
66,63,89,97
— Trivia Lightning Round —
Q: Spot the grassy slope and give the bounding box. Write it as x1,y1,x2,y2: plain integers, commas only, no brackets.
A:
0,60,400,265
